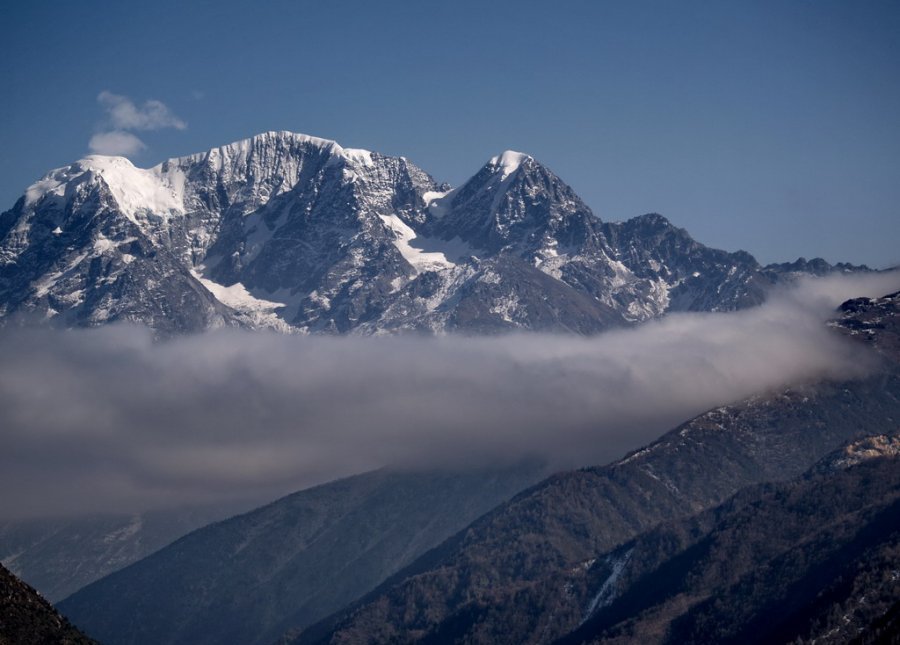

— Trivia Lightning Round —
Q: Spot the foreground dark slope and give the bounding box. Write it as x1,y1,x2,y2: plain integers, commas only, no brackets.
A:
0,562,96,645
556,436,900,645
59,466,543,645
0,502,248,602
293,292,900,645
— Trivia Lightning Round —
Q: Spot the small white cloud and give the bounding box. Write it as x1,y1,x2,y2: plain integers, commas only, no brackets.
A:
97,90,187,131
88,130,147,156
88,91,186,158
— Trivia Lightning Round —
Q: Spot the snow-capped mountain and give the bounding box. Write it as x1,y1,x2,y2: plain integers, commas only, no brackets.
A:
0,131,864,334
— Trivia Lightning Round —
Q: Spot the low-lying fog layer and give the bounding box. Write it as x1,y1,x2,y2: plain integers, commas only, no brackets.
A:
1,271,897,518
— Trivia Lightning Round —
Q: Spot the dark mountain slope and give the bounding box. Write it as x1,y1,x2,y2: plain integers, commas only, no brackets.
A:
293,291,900,644
556,436,900,645
59,466,543,645
0,502,248,602
0,562,96,645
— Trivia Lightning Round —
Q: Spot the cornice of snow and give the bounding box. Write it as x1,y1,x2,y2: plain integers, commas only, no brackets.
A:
24,154,186,220
22,131,383,221
488,150,533,180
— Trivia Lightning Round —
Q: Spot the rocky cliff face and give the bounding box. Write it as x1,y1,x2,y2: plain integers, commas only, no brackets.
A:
0,132,864,336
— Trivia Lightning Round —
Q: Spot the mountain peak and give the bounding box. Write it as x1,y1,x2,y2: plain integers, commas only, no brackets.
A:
218,130,340,153
24,153,185,218
633,212,672,226
3,132,867,336
488,150,532,180
175,130,372,166
23,130,354,217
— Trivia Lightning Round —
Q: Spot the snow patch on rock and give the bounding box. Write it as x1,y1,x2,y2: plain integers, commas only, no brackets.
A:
583,549,633,622
378,214,472,273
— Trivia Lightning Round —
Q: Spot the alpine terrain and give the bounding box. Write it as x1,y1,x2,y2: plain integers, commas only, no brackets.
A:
0,132,892,645
51,293,900,644
0,131,865,336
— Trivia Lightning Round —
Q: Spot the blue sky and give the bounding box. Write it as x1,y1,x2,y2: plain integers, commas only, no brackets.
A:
1,0,898,267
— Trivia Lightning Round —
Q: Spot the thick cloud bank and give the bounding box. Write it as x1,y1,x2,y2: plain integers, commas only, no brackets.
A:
1,272,897,519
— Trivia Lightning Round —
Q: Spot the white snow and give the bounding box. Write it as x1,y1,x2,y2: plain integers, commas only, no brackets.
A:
82,156,185,219
189,130,371,174
536,253,568,280
378,214,471,273
342,147,374,167
479,269,502,285
190,269,286,314
25,155,186,222
534,237,562,272
21,132,383,264
422,188,454,219
57,288,85,306
194,131,339,167
608,259,634,289
306,289,332,311
623,277,670,322
541,239,559,259
31,252,88,298
490,294,520,323
583,549,633,622
93,236,115,254
422,190,450,205
389,276,404,293
92,233,137,257
489,150,531,180
25,174,68,206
